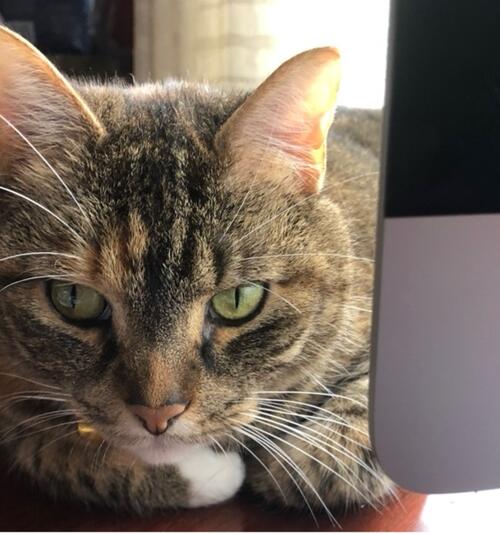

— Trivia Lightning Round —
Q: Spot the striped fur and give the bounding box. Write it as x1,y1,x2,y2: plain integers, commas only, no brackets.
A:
0,27,393,517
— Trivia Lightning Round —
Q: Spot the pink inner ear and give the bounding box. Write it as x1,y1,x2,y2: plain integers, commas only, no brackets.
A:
270,125,324,191
218,47,341,194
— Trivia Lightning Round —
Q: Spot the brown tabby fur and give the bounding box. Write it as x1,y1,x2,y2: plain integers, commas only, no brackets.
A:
0,26,394,517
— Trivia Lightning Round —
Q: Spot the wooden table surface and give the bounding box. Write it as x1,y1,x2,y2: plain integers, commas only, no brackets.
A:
1,466,498,531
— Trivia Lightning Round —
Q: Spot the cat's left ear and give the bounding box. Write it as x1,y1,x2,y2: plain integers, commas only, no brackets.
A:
216,47,341,194
0,26,105,158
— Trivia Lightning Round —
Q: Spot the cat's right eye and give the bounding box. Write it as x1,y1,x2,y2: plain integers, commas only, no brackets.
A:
48,281,110,325
209,282,267,325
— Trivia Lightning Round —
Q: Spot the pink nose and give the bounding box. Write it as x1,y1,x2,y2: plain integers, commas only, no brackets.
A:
129,403,188,435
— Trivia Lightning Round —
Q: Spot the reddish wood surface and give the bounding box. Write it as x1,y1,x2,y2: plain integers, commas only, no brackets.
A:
0,465,497,531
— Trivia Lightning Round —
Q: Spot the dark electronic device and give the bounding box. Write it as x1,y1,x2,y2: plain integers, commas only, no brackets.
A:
371,0,500,493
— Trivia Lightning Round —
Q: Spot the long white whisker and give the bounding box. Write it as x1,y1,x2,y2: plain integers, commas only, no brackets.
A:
218,187,254,246
235,425,317,521
240,279,301,314
233,171,379,246
254,390,367,409
336,170,379,186
0,394,70,404
0,395,71,413
92,439,107,471
305,343,350,375
250,411,363,474
246,411,380,506
0,252,81,264
209,436,228,457
100,441,113,468
0,372,61,390
256,403,370,451
217,129,278,245
242,415,378,510
305,348,351,376
0,389,71,400
36,427,81,454
232,423,321,526
1,409,76,439
236,421,339,527
252,397,349,424
249,398,368,436
240,252,373,264
0,113,92,228
0,418,81,445
225,432,288,502
0,186,84,244
310,373,333,394
250,408,385,489
257,401,351,426
0,274,70,295
343,304,372,313
330,329,365,350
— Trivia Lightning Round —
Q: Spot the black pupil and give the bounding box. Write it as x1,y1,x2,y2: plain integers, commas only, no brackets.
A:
234,287,240,309
70,285,77,309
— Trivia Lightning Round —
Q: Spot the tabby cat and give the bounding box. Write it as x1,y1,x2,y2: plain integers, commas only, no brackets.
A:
0,26,394,519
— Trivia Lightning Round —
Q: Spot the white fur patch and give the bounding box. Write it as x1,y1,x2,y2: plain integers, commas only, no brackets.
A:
127,441,245,507
174,445,245,507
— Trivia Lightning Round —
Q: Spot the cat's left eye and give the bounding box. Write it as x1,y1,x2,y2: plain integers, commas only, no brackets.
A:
48,281,110,324
209,282,267,325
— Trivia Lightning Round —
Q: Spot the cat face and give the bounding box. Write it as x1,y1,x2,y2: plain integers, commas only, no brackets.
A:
0,28,353,463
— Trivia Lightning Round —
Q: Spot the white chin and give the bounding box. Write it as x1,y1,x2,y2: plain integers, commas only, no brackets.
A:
124,438,192,465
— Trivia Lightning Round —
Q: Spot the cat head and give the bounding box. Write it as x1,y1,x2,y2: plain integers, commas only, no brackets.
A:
0,27,353,462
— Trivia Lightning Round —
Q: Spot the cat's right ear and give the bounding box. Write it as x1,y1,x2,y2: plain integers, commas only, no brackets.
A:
215,47,341,195
0,26,105,159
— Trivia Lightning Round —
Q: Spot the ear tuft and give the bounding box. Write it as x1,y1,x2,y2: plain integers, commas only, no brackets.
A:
216,47,341,194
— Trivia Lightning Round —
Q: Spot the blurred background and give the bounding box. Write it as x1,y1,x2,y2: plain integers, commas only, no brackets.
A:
0,0,390,109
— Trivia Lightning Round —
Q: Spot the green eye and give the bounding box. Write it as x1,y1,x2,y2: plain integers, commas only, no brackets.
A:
49,281,109,323
210,283,266,324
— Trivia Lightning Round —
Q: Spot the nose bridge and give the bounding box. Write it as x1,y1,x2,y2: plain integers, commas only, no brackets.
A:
118,304,204,406
121,340,199,408
151,349,196,405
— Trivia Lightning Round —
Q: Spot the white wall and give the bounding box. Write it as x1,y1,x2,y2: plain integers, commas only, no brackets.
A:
134,0,390,109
